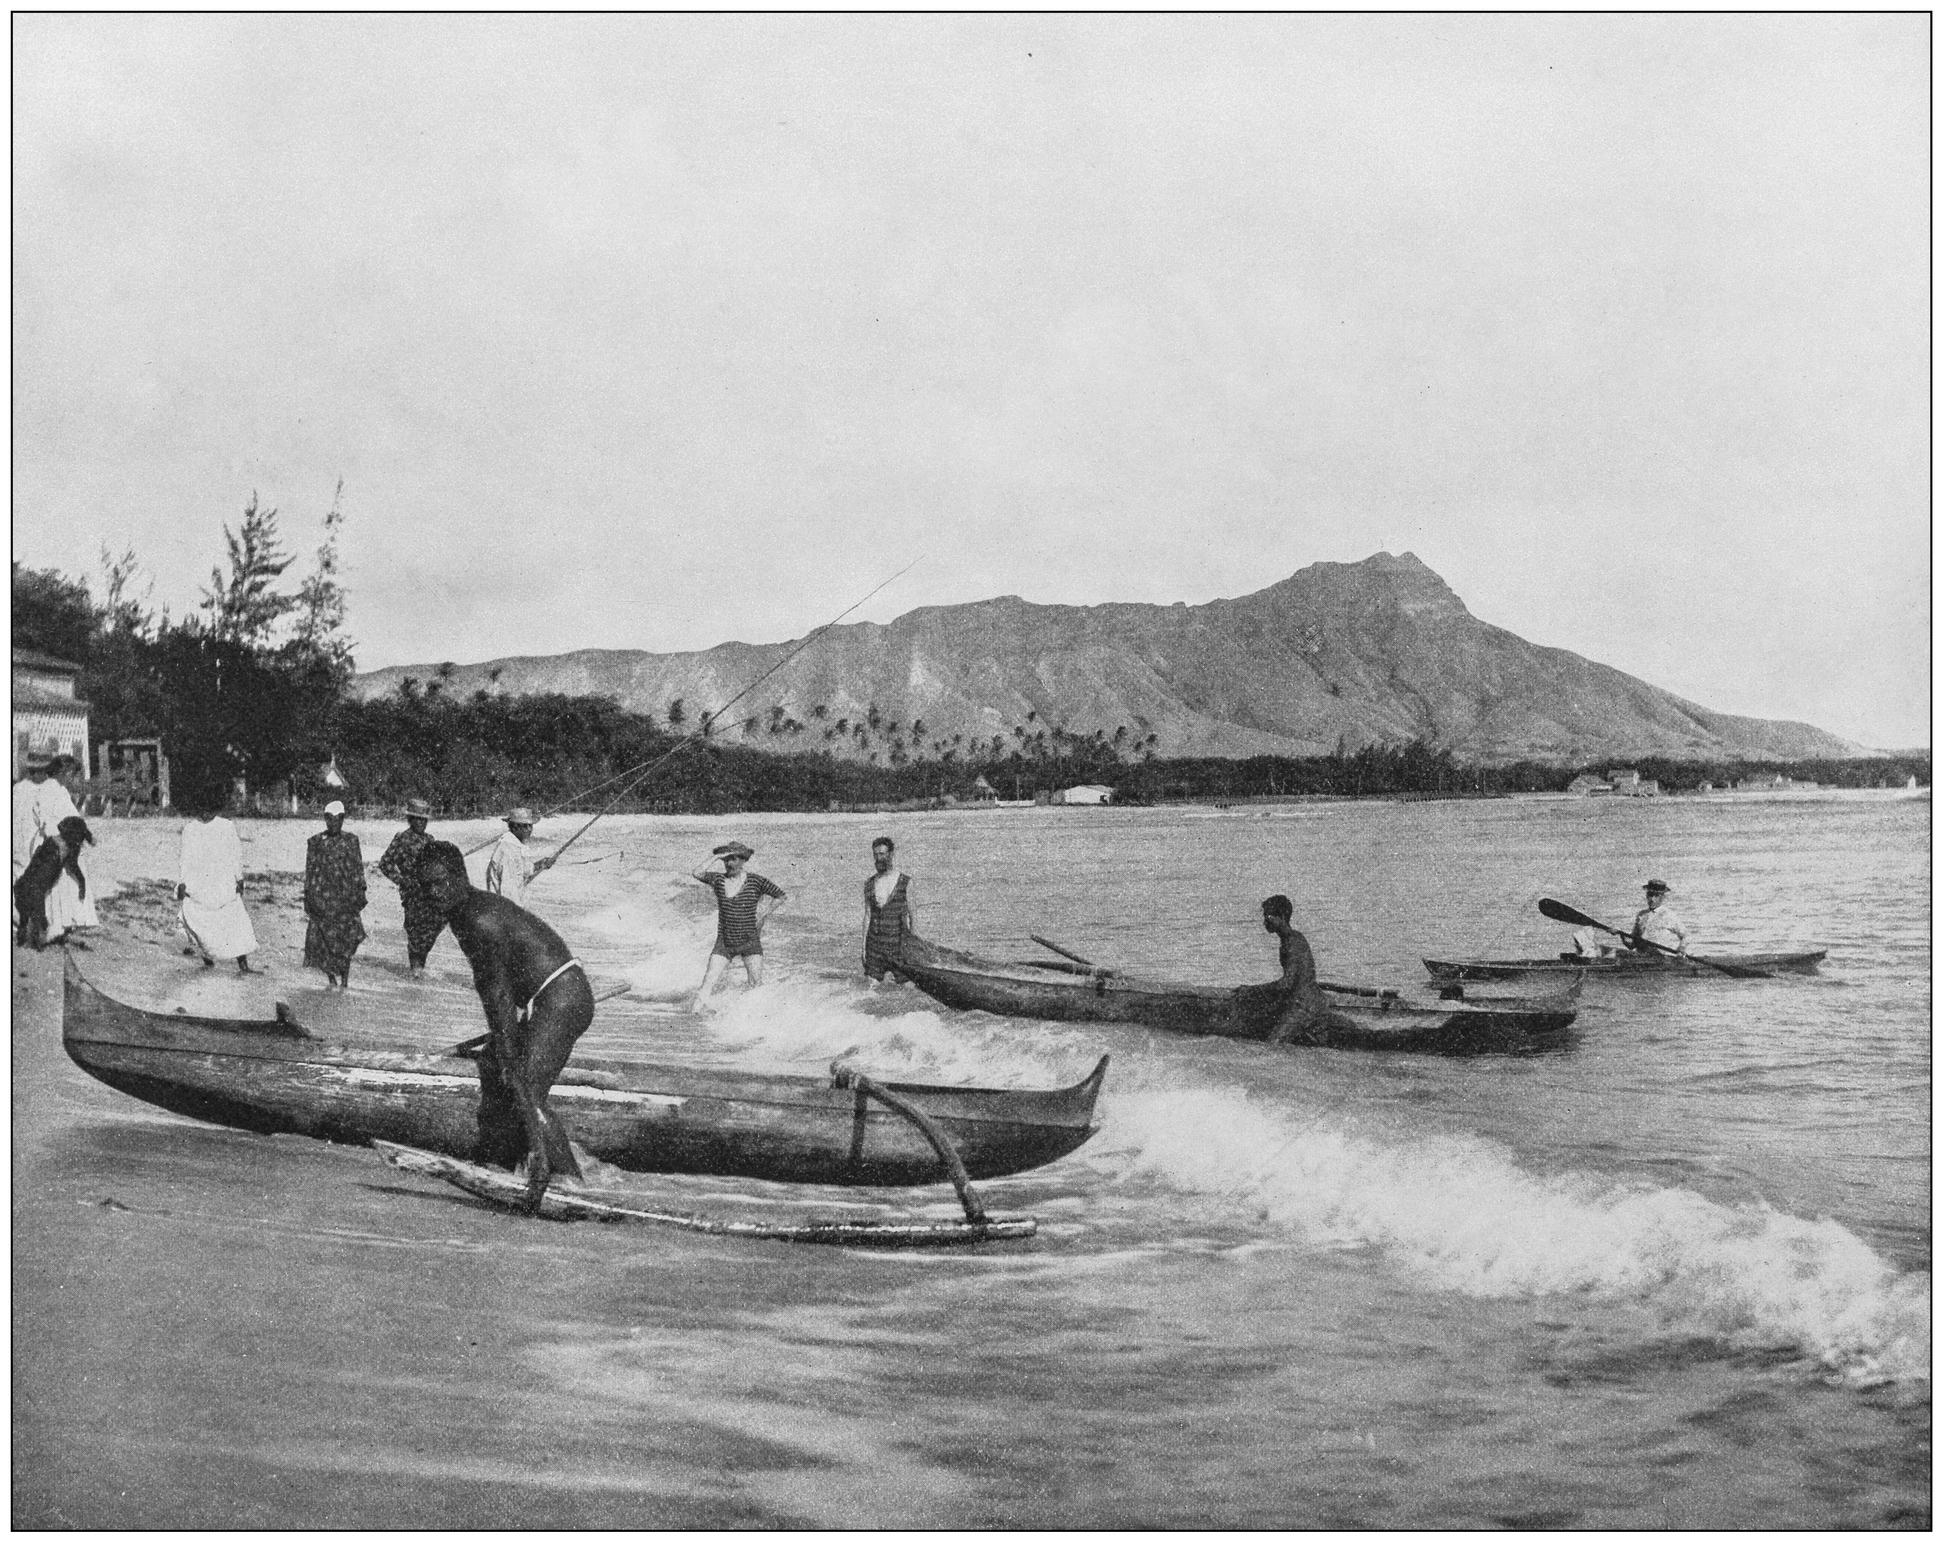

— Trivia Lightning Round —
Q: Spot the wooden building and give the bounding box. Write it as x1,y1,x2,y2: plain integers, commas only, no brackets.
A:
12,648,90,780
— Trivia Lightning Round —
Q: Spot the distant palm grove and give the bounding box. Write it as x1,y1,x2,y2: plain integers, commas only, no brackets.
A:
13,501,1928,816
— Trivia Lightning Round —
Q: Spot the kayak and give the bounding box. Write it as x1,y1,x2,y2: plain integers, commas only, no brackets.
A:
1423,949,1827,983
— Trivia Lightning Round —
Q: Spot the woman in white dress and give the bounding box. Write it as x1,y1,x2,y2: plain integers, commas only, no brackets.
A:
42,815,99,941
178,797,259,973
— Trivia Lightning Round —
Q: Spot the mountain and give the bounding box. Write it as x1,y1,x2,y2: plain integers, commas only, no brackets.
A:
350,553,1862,765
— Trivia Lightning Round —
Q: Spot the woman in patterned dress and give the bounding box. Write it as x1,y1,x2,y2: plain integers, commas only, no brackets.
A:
303,801,367,989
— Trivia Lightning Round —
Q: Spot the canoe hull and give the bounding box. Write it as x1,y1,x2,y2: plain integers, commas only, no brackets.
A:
900,938,1575,1053
1424,949,1826,982
61,958,1105,1187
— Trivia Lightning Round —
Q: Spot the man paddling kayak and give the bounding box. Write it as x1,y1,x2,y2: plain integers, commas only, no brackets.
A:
1631,879,1690,955
415,840,593,1211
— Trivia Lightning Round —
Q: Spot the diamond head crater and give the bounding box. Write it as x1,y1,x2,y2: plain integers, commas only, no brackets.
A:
353,553,1862,770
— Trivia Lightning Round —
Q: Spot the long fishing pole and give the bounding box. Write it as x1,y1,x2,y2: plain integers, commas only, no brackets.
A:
475,558,923,867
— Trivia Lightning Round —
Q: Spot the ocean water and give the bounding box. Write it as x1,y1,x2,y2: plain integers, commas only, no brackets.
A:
12,793,1929,1527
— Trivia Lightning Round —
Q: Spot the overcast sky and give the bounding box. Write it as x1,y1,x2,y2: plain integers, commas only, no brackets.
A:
13,15,1929,747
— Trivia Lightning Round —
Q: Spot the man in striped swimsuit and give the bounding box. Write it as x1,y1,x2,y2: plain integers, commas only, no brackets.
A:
689,841,787,1011
862,836,916,982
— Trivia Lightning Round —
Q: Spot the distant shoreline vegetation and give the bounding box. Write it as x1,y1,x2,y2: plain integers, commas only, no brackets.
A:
318,690,1935,815
14,530,1928,817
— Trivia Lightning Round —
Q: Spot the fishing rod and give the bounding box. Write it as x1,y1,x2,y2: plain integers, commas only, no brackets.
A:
467,558,923,865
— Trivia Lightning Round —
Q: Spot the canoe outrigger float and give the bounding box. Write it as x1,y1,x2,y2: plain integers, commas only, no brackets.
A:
61,957,1107,1246
1423,949,1827,983
897,937,1578,1054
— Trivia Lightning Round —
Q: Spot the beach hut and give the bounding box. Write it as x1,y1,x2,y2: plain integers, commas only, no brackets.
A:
12,649,90,780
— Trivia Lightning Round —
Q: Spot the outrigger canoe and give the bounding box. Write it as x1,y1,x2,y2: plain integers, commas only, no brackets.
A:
898,937,1576,1053
60,957,1107,1187
1423,949,1826,983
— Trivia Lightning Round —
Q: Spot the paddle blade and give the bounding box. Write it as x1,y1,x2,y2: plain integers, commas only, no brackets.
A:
1539,898,1607,931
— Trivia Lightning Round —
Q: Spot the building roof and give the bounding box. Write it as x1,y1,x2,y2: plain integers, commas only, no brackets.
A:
12,686,90,713
12,648,83,674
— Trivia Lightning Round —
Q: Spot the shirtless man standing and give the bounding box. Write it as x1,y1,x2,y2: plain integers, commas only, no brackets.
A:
415,840,594,1211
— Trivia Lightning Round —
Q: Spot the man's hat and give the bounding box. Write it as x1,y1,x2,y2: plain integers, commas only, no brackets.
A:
323,800,347,817
22,752,51,771
506,807,536,826
713,841,755,859
404,797,433,820
1643,879,1671,894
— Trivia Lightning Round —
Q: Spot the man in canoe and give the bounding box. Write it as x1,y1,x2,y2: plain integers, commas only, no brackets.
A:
415,839,593,1211
1630,879,1690,955
862,835,915,983
1256,894,1327,1037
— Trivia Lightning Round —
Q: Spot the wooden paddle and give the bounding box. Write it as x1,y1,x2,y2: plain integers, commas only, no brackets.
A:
1536,898,1772,979
1030,934,1113,975
1032,933,1396,998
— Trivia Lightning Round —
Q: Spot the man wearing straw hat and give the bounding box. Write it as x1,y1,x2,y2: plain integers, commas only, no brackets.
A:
689,841,786,1010
1630,879,1690,955
486,807,556,904
377,796,446,974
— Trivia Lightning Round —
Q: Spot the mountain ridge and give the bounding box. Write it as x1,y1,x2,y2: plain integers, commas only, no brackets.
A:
351,553,1863,765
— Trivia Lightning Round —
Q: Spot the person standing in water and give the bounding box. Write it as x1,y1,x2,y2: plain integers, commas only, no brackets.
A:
690,841,786,1010
414,840,593,1212
861,835,916,982
377,797,445,975
303,800,367,990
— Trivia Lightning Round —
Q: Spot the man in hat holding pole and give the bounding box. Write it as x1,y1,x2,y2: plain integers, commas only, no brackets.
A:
486,807,556,904
377,796,446,974
1631,879,1690,954
689,841,786,1010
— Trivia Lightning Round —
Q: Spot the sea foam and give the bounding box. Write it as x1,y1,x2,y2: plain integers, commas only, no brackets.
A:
1096,1074,1930,1387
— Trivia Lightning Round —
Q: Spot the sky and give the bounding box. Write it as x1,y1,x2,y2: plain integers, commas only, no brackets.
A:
12,14,1930,748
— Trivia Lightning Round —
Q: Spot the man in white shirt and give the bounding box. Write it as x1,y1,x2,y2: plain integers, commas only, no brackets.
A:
485,807,555,903
13,756,51,880
1631,879,1690,954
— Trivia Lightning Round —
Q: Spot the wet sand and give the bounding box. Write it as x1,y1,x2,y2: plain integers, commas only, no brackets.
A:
11,818,867,1529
